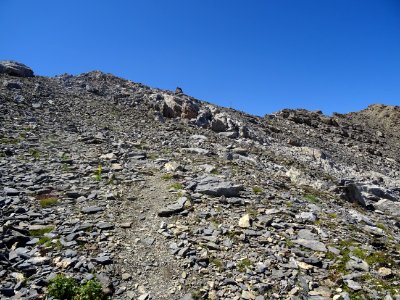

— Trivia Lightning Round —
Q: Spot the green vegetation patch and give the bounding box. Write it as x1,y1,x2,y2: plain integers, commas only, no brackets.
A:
0,136,20,144
161,173,173,180
169,182,184,190
94,164,102,181
237,258,253,272
209,257,224,271
29,148,41,159
304,194,319,203
29,226,55,237
47,274,107,300
252,186,263,194
37,194,59,208
37,236,52,246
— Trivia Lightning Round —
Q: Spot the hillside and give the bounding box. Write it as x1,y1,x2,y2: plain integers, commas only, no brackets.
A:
1,61,399,300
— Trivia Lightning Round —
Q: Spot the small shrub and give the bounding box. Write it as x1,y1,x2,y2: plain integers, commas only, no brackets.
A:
365,251,393,267
191,291,202,300
75,278,106,300
48,274,78,300
29,149,40,159
62,153,70,161
237,258,253,272
209,257,224,271
161,173,173,180
94,165,102,181
376,223,387,232
39,197,58,208
285,238,294,248
63,163,70,172
325,251,335,260
246,207,258,218
169,182,183,190
352,247,367,260
304,194,318,203
252,186,263,194
47,275,107,300
0,136,20,144
37,236,51,245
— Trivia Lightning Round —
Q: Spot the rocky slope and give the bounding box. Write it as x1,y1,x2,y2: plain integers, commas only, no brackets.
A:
0,61,399,300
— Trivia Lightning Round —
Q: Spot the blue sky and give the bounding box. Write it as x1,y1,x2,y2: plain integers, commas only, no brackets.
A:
1,0,399,115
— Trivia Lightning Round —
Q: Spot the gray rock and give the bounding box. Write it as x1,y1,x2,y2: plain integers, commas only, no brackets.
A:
346,257,369,271
292,239,327,252
180,294,194,300
374,199,400,217
211,114,228,132
4,187,19,196
338,182,366,207
0,61,34,77
296,212,317,223
361,185,397,201
81,206,104,214
64,249,77,258
344,279,362,291
121,273,132,280
95,256,113,265
182,147,210,155
158,197,187,217
142,237,155,246
27,256,51,265
194,176,244,197
96,222,114,230
138,293,150,300
3,81,21,89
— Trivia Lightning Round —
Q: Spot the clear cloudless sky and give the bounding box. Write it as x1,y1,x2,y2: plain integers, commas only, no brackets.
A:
1,0,400,115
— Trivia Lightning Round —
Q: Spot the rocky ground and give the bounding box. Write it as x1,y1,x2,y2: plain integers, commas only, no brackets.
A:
0,61,399,299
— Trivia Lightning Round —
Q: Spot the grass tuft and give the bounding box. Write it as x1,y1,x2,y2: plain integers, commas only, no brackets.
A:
304,194,319,203
161,173,173,180
252,186,263,194
237,258,253,272
39,197,58,208
29,226,55,237
169,182,183,190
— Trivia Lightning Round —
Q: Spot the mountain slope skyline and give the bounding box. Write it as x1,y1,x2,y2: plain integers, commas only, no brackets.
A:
1,0,399,115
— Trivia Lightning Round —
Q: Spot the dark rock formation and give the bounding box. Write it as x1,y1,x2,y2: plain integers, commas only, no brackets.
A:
0,60,34,77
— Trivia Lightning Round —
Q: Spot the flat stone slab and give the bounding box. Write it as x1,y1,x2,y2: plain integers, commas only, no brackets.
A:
4,187,20,196
292,238,327,252
81,206,104,214
158,197,187,217
96,222,114,230
194,176,244,197
95,256,113,265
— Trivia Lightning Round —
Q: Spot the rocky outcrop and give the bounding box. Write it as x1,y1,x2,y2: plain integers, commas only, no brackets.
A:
0,60,34,77
162,95,199,119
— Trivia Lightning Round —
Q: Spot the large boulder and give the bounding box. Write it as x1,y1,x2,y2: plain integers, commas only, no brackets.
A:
0,61,34,77
211,113,228,132
360,185,398,201
182,100,199,119
162,95,199,119
335,181,367,207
